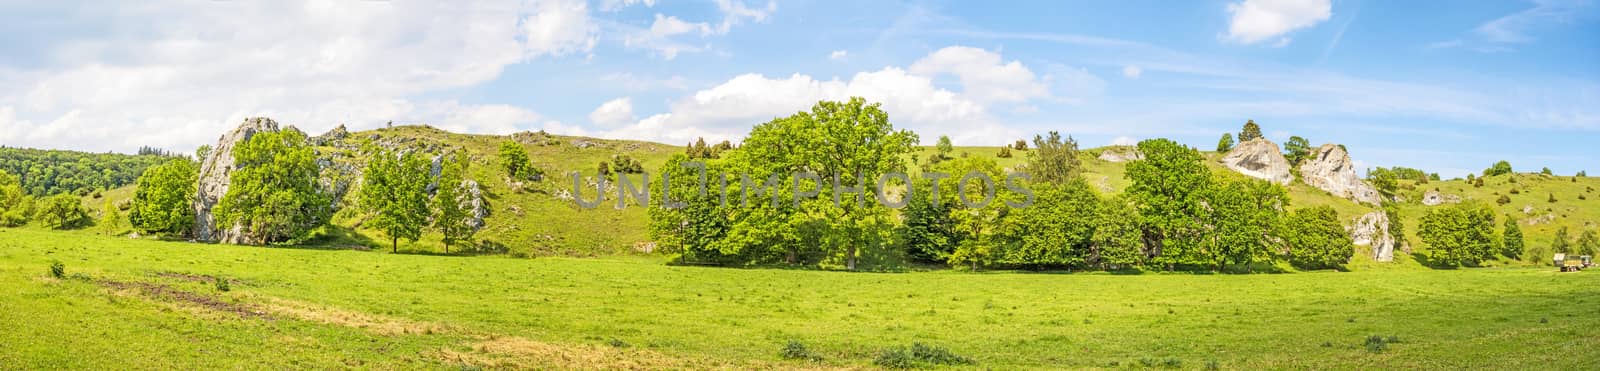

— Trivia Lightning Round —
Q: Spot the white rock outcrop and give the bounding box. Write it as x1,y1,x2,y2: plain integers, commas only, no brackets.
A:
1098,146,1144,162
1421,190,1461,206
1221,138,1293,185
1299,144,1382,205
1350,211,1396,262
194,117,280,243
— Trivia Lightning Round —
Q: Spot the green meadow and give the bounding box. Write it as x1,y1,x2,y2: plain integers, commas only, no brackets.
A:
3,228,1596,369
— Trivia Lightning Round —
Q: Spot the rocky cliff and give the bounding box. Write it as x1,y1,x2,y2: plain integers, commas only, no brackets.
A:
193,117,280,243
1221,138,1293,185
1299,144,1382,205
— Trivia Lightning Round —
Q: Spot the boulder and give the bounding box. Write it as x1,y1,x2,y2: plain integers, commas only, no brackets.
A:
194,117,280,243
1350,211,1396,262
1421,190,1461,206
1221,138,1293,185
1299,144,1382,205
1097,146,1144,162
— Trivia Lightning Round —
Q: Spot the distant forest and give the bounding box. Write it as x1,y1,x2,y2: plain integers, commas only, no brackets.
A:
0,146,179,196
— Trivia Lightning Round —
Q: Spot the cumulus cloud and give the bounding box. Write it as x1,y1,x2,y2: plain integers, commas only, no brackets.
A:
0,1,593,153
619,1,776,59
829,50,849,61
1223,0,1332,45
599,68,1017,146
909,46,1050,104
588,98,637,128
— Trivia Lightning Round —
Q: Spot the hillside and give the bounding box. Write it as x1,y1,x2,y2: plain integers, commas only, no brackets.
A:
52,123,1596,268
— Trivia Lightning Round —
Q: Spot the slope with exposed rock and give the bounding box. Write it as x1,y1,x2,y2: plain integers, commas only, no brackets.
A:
1299,144,1382,205
1221,138,1293,185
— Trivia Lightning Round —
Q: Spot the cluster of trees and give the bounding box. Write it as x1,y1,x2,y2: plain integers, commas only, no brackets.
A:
124,130,482,251
1,169,93,229
0,147,176,196
685,137,733,159
648,99,1357,272
1546,226,1599,258
359,148,479,252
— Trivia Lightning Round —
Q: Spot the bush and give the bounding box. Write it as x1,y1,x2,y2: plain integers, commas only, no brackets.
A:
873,347,916,369
1364,335,1400,353
779,340,820,361
910,342,972,365
1496,195,1511,205
36,194,90,230
49,261,64,279
215,276,231,292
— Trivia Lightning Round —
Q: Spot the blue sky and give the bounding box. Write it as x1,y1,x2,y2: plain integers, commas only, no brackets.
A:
0,0,1595,178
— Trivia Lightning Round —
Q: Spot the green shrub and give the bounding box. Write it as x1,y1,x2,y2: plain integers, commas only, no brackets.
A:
49,260,64,279
214,276,231,292
606,338,628,348
779,340,820,361
873,347,916,369
1364,335,1389,353
36,194,90,230
910,342,972,365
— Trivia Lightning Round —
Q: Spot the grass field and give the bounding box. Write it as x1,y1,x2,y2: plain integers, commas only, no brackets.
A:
3,228,1597,369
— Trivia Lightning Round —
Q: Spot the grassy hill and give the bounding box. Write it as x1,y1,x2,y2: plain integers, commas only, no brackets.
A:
3,229,1597,369
61,126,1597,269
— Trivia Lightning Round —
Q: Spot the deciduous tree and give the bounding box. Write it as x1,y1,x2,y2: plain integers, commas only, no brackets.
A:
360,149,432,252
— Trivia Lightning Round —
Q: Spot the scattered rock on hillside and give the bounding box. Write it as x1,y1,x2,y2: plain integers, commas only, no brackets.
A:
1299,144,1382,205
1421,190,1461,206
1221,138,1293,185
1097,146,1143,162
309,124,349,146
1350,211,1396,262
194,117,280,244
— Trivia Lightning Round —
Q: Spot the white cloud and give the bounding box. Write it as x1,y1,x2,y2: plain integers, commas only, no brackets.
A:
599,0,656,12
588,98,636,128
1122,65,1143,79
650,14,713,37
713,0,778,34
909,46,1049,104
0,1,592,153
829,50,849,61
1223,0,1332,45
619,1,776,59
600,68,1017,146
523,0,599,57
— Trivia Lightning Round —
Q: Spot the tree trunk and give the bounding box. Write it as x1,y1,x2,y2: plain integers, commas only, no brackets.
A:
846,245,858,271
392,237,398,253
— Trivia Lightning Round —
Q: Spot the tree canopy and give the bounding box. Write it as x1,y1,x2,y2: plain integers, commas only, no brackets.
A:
213,130,331,244
129,158,198,236
359,148,432,252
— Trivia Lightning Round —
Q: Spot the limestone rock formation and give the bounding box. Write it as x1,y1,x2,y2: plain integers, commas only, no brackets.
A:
460,180,488,231
309,124,349,146
1221,138,1293,185
1299,144,1382,205
1421,190,1461,206
1097,146,1144,162
1350,211,1396,262
194,117,281,243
